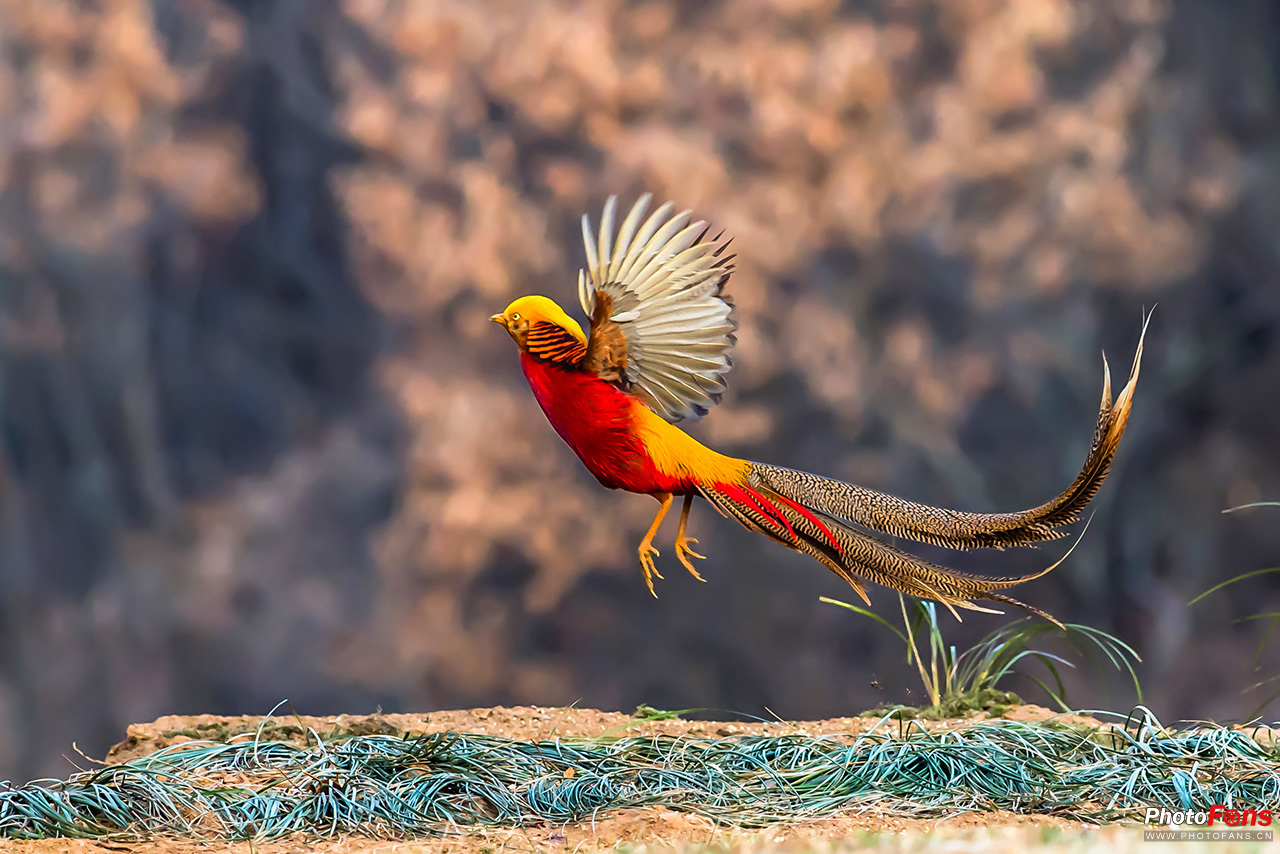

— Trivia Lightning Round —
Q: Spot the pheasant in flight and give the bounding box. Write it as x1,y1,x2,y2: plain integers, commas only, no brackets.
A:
491,196,1148,623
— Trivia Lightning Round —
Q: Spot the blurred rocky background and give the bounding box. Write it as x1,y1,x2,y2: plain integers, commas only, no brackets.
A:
1,0,1278,781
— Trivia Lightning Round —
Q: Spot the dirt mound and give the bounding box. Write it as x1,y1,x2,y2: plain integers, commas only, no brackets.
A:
104,703,1107,764
4,820,1123,854
7,704,1220,854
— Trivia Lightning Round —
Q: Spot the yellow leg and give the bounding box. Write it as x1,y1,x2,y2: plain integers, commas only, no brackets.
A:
638,493,673,597
674,493,706,581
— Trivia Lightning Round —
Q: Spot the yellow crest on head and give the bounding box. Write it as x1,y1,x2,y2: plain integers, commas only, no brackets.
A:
498,295,586,343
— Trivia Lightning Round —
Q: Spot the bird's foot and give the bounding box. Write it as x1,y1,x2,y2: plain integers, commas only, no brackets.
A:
674,535,706,581
639,544,663,597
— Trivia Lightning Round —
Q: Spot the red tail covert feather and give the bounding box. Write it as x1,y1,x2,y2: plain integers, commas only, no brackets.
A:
768,491,843,553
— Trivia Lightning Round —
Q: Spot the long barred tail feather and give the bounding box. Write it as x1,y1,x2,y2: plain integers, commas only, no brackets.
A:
748,312,1150,552
699,481,1067,625
698,315,1150,624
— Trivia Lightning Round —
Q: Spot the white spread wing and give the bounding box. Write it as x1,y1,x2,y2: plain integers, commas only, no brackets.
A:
577,194,737,422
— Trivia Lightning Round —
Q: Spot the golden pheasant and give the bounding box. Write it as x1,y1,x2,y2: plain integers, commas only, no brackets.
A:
491,196,1148,623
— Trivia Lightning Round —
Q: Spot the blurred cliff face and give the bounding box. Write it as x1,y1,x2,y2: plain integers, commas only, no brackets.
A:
0,0,1277,780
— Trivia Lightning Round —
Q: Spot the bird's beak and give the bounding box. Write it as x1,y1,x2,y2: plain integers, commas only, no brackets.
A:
489,313,505,327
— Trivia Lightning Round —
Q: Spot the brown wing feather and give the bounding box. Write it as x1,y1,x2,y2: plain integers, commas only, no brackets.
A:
578,196,736,422
582,291,629,384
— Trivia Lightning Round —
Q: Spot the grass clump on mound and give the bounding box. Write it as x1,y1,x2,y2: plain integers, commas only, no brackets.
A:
2,708,1278,841
823,592,1143,715
860,687,1024,721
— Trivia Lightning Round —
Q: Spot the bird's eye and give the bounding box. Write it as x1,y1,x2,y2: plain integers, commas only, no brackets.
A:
511,313,521,321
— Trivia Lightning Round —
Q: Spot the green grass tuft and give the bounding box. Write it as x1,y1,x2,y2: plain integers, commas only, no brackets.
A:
822,594,1141,713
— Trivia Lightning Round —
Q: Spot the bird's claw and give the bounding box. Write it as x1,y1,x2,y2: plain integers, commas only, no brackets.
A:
639,544,663,597
674,536,706,581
